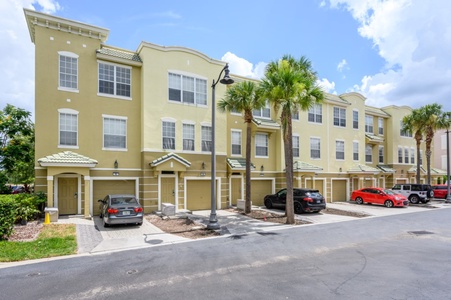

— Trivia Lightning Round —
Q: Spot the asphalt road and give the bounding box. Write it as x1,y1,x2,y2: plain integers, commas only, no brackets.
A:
1,208,451,300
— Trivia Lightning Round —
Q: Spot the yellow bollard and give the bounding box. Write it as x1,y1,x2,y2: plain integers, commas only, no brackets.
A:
44,212,50,224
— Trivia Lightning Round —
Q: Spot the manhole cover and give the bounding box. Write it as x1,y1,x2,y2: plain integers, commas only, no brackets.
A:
408,230,434,235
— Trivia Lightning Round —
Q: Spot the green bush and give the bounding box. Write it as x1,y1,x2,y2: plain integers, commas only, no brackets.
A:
14,194,41,223
0,196,16,240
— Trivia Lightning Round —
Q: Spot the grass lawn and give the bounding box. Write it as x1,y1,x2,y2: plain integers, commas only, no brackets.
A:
0,224,77,262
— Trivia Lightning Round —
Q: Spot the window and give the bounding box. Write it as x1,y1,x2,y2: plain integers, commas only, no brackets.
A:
353,141,359,161
333,107,346,127
59,52,78,90
231,130,242,155
103,116,126,149
379,145,384,163
410,148,415,164
419,150,423,165
398,147,403,163
255,133,268,157
292,110,299,121
400,121,412,137
183,123,195,151
404,147,409,164
168,73,207,105
336,140,345,160
293,135,300,157
365,115,373,133
99,62,131,98
162,121,175,150
59,110,78,147
308,104,322,123
253,101,270,119
366,145,372,163
201,126,212,152
353,110,359,129
310,137,321,159
378,118,384,135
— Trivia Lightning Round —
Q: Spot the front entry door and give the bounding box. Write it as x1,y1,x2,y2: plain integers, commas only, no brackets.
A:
161,177,176,205
58,178,77,215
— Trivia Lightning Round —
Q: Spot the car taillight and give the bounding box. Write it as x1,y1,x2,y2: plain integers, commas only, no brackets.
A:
134,207,143,213
108,208,118,214
304,197,313,202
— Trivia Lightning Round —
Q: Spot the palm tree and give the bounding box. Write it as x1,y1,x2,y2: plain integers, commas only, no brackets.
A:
218,81,265,214
260,55,324,224
420,104,446,184
402,109,425,183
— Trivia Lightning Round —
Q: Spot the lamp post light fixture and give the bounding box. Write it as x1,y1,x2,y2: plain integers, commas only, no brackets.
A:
207,64,234,230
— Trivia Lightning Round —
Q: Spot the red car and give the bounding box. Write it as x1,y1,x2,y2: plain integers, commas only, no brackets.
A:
351,187,409,208
432,185,450,199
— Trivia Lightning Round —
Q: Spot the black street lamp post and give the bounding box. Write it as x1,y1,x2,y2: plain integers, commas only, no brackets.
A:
207,64,234,230
446,126,451,203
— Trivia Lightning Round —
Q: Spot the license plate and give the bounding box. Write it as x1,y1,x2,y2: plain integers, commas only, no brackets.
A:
316,200,321,203
122,211,130,216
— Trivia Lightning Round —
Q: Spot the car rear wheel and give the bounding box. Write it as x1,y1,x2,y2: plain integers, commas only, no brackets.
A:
264,198,273,209
355,197,364,205
294,202,304,214
384,200,394,208
409,195,420,204
103,218,109,227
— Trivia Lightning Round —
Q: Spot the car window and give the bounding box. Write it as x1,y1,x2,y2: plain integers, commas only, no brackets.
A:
384,189,395,195
306,191,321,197
392,185,400,190
278,190,287,197
111,197,138,205
411,185,420,191
402,185,411,191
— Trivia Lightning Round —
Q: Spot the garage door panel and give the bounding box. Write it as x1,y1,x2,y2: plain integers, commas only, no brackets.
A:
251,180,272,206
332,180,347,202
93,180,135,215
187,180,211,211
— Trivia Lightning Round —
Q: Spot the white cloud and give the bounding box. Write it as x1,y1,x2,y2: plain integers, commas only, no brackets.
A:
0,0,61,119
317,78,337,94
337,59,348,72
326,0,451,111
221,52,267,80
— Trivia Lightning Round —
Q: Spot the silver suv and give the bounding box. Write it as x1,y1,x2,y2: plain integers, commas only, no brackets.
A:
391,184,433,204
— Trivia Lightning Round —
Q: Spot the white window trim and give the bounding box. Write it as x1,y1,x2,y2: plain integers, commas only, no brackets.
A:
231,129,242,157
352,109,359,130
353,140,359,161
97,60,132,101
292,134,300,157
366,145,373,163
182,122,195,152
333,107,346,128
58,108,79,149
255,133,269,158
310,136,321,160
58,51,79,93
102,114,128,151
335,139,345,161
167,70,208,107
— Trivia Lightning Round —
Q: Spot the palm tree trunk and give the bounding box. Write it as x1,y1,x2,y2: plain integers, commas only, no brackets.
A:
283,111,295,224
415,132,422,184
245,119,252,214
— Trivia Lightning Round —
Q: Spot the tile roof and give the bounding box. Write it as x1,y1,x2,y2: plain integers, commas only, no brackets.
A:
252,118,281,129
365,134,385,143
38,151,98,166
365,105,391,117
96,47,142,63
377,165,396,173
347,164,381,173
293,161,323,171
408,166,427,174
431,168,447,175
227,158,255,170
150,152,191,167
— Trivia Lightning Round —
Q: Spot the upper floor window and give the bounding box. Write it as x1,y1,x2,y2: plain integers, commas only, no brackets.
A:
308,104,322,124
103,116,127,150
378,118,384,135
419,150,423,165
253,101,270,119
333,107,346,127
404,147,409,164
201,125,212,152
310,137,320,159
59,51,78,91
231,130,242,156
292,110,299,121
183,123,195,151
398,147,403,163
293,135,300,157
410,148,415,164
162,120,175,150
378,145,384,163
400,121,412,137
336,140,345,160
168,73,207,105
366,145,373,163
353,141,359,161
352,110,359,129
365,115,374,133
255,133,268,157
59,109,78,147
99,62,131,98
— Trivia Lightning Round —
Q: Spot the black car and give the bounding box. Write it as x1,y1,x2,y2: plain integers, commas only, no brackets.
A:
98,194,143,227
264,188,326,213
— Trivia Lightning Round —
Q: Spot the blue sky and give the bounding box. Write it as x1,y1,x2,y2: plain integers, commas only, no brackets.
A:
2,0,451,118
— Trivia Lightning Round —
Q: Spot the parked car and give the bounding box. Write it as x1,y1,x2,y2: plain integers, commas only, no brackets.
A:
432,184,450,199
98,194,143,227
391,184,433,204
351,187,409,208
264,188,326,213
11,186,26,194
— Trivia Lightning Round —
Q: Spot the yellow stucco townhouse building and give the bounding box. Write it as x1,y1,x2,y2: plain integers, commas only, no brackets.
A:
25,9,444,219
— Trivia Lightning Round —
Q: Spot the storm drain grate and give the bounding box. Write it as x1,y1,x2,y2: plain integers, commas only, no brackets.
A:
408,230,434,235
